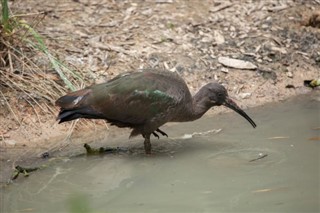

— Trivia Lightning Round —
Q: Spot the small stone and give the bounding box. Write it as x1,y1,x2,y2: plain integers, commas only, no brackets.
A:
213,30,225,45
5,139,16,146
238,92,251,99
263,56,273,62
220,67,229,73
286,71,293,78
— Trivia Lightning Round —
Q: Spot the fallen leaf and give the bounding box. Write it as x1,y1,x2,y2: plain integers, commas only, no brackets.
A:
218,57,257,70
308,137,320,141
156,0,173,3
267,136,290,140
179,129,222,139
252,187,288,193
271,46,287,54
252,188,273,193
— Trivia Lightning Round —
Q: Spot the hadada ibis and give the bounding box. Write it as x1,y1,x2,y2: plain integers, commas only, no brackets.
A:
56,69,256,154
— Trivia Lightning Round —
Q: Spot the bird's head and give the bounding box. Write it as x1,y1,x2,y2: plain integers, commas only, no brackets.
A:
202,82,257,128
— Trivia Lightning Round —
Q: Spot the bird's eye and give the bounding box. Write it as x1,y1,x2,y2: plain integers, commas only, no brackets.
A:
218,93,223,97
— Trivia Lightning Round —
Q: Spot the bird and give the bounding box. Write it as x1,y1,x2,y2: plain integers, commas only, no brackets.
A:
56,69,256,154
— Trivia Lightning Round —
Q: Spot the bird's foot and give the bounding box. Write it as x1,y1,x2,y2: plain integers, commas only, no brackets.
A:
156,128,168,137
152,128,168,139
152,132,160,139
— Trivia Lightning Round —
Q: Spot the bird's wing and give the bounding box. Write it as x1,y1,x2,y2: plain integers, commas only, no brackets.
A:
90,71,188,125
72,70,190,126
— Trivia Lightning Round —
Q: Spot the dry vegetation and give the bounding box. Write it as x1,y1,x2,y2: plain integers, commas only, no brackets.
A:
0,0,319,183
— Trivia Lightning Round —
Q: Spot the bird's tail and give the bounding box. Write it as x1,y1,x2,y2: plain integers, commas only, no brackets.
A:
55,88,101,123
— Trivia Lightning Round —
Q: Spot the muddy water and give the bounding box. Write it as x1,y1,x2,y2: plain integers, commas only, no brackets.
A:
2,93,320,213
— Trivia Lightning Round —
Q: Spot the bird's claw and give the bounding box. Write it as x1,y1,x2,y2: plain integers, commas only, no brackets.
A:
152,132,160,139
152,128,168,139
156,128,168,137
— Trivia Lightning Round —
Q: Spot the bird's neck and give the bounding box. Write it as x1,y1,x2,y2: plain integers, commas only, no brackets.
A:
174,89,211,122
190,90,212,120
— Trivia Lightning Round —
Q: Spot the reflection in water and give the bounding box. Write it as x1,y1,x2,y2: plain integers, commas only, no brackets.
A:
3,93,320,213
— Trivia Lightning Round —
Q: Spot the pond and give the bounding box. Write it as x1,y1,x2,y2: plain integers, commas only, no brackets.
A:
2,92,319,213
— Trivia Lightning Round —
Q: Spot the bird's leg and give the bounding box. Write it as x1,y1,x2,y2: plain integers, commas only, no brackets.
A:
143,134,152,154
156,128,168,137
152,132,160,139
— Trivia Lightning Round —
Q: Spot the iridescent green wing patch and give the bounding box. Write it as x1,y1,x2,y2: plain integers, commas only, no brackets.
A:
133,89,173,102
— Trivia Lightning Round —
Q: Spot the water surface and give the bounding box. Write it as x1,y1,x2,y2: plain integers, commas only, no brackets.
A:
2,93,320,213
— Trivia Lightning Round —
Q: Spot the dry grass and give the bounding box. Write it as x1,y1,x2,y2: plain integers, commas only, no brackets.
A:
0,7,87,125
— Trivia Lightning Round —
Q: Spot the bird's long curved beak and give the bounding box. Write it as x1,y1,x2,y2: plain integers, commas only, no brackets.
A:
223,97,257,128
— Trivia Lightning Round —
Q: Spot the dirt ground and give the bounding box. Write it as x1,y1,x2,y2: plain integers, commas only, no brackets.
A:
0,0,319,184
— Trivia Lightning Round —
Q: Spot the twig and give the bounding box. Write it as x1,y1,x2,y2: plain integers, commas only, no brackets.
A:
11,9,83,18
210,2,233,13
11,165,40,180
249,154,268,162
65,119,78,141
7,50,14,73
267,5,289,12
90,41,136,57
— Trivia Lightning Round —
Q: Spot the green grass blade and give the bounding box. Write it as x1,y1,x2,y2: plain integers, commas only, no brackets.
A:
1,0,11,32
19,20,84,91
